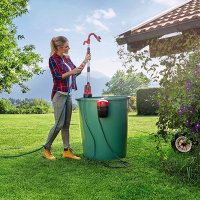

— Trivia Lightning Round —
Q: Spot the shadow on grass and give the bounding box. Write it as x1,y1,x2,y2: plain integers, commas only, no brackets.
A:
155,142,200,186
128,135,200,187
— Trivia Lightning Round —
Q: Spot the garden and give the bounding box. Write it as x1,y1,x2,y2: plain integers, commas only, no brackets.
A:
1,112,200,200
1,1,200,199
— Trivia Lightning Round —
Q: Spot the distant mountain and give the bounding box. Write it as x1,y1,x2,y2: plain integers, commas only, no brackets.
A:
0,69,110,103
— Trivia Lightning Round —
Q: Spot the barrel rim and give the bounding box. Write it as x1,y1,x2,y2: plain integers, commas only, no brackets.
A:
76,96,130,101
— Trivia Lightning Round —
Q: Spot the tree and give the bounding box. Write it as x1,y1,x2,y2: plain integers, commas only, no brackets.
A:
103,69,150,96
0,99,14,113
0,0,43,94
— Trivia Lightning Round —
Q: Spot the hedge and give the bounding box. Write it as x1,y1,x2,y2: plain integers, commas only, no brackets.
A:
136,87,160,115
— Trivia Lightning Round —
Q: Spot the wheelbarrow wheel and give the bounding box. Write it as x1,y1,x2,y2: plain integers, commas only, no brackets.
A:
171,132,192,153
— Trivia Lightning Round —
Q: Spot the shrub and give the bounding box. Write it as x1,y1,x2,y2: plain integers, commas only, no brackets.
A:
136,88,160,115
0,98,52,114
0,99,15,114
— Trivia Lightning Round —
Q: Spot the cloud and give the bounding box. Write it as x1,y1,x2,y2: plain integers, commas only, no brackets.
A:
86,8,116,31
152,0,186,7
53,25,85,35
54,27,71,32
93,8,116,19
53,8,116,33
54,25,86,34
74,24,85,34
86,17,109,31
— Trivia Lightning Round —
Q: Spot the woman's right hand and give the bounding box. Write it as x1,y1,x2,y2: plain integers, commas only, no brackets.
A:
84,53,91,63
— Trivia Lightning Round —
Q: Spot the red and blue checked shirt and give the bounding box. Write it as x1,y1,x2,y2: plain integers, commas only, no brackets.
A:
49,53,77,100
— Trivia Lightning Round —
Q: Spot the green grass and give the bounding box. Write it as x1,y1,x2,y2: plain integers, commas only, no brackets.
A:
0,112,200,200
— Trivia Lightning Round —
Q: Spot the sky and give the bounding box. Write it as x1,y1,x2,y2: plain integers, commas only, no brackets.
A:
15,0,187,78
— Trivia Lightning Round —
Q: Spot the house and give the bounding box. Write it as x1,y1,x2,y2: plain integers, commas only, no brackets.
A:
116,0,200,57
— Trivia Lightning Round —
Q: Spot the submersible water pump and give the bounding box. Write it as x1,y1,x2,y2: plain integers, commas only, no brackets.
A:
83,33,101,98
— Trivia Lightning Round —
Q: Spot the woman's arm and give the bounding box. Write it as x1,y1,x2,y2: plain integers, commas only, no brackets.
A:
61,68,82,79
78,53,91,70
61,53,91,80
49,58,62,80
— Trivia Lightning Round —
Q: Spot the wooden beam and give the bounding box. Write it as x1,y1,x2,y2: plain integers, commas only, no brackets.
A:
117,19,200,45
127,40,149,52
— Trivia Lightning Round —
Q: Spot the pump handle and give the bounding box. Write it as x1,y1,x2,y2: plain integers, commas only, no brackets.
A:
83,33,101,45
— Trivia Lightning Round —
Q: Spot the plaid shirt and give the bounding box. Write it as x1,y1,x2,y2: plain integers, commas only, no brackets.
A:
49,53,77,100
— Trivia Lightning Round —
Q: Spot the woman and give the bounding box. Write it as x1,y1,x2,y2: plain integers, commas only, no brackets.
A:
43,36,90,161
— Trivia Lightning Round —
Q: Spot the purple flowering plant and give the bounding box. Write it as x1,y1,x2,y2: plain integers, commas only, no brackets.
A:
117,33,200,181
155,53,200,144
117,33,200,146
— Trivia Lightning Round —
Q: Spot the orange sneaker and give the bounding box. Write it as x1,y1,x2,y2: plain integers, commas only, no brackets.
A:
42,148,56,161
62,148,81,160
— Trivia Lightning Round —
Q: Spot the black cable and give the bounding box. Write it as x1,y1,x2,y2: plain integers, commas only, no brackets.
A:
82,99,96,159
81,98,129,168
0,97,69,158
0,74,78,158
0,146,44,158
97,117,129,168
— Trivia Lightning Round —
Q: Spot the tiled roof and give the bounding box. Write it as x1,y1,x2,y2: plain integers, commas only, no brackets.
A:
117,0,200,56
119,0,200,39
130,0,200,35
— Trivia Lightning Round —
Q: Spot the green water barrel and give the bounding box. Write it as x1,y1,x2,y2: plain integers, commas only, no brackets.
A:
76,96,129,160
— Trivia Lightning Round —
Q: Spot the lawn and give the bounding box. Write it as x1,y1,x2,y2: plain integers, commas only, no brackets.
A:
0,112,200,200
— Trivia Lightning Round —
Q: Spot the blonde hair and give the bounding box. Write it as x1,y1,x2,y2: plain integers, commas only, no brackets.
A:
50,36,69,56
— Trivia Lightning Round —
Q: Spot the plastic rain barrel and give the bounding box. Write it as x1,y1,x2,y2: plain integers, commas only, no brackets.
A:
76,96,129,160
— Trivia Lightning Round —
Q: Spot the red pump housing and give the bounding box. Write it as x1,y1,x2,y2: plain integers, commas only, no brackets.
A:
97,99,109,118
84,82,92,98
